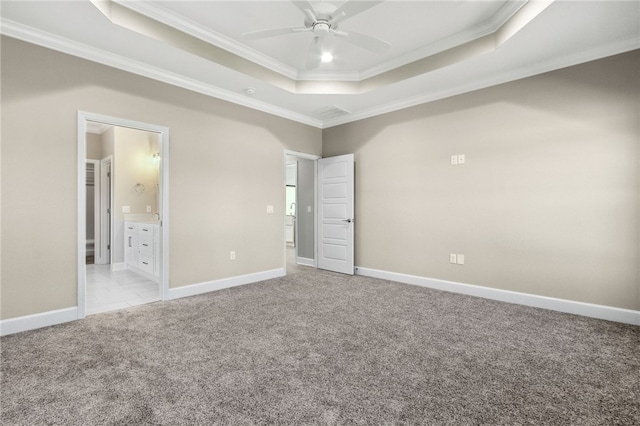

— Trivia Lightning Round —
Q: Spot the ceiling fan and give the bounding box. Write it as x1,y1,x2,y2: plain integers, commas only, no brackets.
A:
242,1,392,69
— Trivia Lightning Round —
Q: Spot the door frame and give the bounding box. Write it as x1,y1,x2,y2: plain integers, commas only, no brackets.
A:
77,111,170,319
283,150,320,273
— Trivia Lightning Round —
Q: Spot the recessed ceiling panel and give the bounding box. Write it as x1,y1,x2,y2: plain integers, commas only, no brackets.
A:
140,1,522,76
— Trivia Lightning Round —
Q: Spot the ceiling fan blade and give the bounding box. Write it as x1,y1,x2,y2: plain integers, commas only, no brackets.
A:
335,29,391,54
243,26,308,40
329,1,383,26
292,1,315,18
305,37,322,70
304,8,318,23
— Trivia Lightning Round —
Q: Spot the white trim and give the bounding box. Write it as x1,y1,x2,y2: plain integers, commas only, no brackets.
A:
77,116,88,318
284,150,322,161
117,0,299,80
3,17,637,130
323,36,640,129
166,268,286,300
122,0,523,84
1,19,322,129
0,308,78,337
297,257,315,267
355,267,640,326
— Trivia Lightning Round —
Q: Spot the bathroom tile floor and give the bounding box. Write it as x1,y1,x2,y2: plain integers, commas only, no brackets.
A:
86,265,160,315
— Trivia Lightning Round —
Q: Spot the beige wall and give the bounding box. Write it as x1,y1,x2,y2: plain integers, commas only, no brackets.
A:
1,35,637,321
86,133,102,160
1,37,322,319
324,50,640,310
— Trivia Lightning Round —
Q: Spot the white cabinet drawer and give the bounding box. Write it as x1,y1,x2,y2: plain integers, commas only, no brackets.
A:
139,225,154,236
139,240,153,257
138,256,154,274
124,221,159,281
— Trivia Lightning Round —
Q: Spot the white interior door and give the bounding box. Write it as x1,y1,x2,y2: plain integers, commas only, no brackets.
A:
317,154,354,275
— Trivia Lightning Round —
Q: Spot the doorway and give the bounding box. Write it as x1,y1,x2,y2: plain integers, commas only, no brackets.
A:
284,151,320,274
77,112,169,319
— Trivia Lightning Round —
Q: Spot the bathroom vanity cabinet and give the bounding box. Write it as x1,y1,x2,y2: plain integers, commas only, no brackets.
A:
124,221,160,282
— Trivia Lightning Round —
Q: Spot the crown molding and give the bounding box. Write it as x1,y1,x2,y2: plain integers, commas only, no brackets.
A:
358,0,528,81
322,36,640,129
0,18,323,128
116,0,300,80
2,10,636,131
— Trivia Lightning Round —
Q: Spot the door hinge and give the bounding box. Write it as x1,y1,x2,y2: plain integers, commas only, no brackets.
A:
107,244,110,250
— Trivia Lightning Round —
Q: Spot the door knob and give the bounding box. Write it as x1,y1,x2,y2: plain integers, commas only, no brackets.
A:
342,218,353,223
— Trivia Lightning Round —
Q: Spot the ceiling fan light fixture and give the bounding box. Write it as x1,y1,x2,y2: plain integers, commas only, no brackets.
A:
321,52,333,63
312,21,331,36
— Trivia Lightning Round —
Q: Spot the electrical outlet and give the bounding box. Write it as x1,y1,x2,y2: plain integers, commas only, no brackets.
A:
266,205,274,214
230,251,236,261
456,254,465,265
146,205,152,213
449,253,457,264
458,154,465,164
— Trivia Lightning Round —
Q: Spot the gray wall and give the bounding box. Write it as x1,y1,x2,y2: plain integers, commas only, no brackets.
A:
323,50,640,311
296,158,315,260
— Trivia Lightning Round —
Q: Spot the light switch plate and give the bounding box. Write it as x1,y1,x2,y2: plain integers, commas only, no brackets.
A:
266,205,274,214
456,254,465,265
307,206,312,213
146,206,152,213
449,253,457,264
458,154,465,164
451,155,458,165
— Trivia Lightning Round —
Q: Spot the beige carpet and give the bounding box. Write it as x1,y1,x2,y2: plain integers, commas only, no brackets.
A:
2,268,638,424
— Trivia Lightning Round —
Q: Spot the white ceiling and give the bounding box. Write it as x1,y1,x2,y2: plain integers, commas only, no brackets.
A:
1,1,638,128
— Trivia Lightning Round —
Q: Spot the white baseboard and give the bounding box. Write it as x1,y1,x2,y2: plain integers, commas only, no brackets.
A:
297,257,315,267
0,307,78,336
167,268,286,300
111,262,126,271
355,267,640,326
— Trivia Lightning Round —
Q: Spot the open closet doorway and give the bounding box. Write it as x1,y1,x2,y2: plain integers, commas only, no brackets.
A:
78,112,169,319
284,150,320,275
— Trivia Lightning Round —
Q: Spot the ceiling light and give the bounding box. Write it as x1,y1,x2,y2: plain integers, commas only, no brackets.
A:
320,52,333,63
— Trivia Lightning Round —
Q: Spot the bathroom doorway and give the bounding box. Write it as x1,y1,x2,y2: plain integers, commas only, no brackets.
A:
78,112,169,318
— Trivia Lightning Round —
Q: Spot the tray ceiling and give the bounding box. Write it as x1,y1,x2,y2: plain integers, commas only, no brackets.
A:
1,1,638,128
